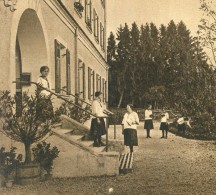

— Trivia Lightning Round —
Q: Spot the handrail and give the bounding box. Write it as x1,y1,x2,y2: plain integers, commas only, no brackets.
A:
60,88,114,116
12,81,108,119
13,81,116,152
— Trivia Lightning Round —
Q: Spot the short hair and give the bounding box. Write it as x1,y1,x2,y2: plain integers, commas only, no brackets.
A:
184,117,189,121
40,66,49,73
127,104,134,110
95,91,102,97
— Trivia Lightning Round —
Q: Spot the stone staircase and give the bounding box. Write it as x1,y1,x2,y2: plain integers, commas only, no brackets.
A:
52,127,107,154
49,115,124,178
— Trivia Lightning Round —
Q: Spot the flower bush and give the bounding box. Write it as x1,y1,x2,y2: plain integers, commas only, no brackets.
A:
0,147,22,181
55,99,91,124
0,90,58,164
74,1,84,13
32,141,60,175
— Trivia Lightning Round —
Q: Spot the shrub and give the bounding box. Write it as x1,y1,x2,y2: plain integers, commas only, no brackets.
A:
32,141,60,175
0,90,58,164
56,100,91,124
0,147,22,180
74,2,84,12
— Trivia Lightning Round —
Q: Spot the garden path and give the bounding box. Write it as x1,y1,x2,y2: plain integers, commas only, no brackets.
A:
0,122,216,194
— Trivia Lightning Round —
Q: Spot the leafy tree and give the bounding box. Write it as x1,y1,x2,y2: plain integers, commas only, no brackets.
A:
198,0,216,66
127,22,140,105
107,32,118,106
115,24,131,107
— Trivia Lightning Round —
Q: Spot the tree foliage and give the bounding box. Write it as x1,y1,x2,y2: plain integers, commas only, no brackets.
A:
107,19,216,137
198,0,216,66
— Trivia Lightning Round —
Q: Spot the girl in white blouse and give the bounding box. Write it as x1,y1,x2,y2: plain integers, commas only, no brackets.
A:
36,66,54,121
160,111,169,138
90,91,106,147
144,105,154,138
122,104,139,153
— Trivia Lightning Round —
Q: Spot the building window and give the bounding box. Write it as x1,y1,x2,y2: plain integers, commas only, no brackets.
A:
93,9,99,42
88,67,95,100
88,67,91,100
91,70,95,99
55,39,71,94
85,0,92,30
100,23,105,50
102,78,106,102
66,49,71,94
55,40,61,93
78,60,86,99
96,73,101,92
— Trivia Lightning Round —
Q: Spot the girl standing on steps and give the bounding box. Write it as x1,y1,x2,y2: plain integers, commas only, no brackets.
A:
144,105,154,138
90,91,106,147
121,104,139,153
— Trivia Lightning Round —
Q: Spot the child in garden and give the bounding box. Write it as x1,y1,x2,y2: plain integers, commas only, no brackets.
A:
144,105,154,138
177,116,191,135
160,111,169,138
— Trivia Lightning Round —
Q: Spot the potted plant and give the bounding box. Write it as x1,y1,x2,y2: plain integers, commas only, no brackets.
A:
0,90,59,185
0,147,22,187
32,141,59,180
86,17,92,29
74,1,84,13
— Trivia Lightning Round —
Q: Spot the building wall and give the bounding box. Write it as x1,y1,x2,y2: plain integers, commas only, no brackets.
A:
0,4,14,90
0,0,108,103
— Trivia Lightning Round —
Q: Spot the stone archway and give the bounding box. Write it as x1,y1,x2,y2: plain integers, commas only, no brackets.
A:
15,8,48,94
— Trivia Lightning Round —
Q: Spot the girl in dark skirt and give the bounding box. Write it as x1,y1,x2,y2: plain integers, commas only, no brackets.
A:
90,91,106,147
160,112,169,138
121,104,139,153
144,105,154,138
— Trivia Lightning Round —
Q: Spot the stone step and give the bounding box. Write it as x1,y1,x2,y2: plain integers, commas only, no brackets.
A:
52,129,106,154
53,128,72,135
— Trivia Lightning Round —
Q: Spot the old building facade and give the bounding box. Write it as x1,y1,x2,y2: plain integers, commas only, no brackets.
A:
0,0,108,103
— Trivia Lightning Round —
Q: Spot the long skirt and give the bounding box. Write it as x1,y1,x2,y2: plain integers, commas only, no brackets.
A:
144,119,154,129
124,128,138,146
160,122,168,131
36,97,54,122
89,118,106,137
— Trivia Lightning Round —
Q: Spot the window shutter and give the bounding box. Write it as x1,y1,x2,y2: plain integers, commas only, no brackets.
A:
66,49,71,94
88,67,91,100
102,78,105,102
92,70,95,99
100,23,102,47
96,73,99,91
104,80,107,103
55,40,61,93
83,63,86,99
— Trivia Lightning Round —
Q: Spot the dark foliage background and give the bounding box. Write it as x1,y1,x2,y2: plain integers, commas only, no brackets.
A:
107,18,216,139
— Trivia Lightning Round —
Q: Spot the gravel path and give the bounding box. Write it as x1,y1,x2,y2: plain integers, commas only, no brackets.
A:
1,122,216,195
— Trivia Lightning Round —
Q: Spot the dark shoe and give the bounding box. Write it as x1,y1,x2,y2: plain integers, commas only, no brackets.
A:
160,136,164,139
93,142,100,147
148,136,152,138
100,142,106,146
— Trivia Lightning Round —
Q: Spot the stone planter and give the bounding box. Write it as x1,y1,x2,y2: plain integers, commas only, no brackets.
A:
16,163,41,185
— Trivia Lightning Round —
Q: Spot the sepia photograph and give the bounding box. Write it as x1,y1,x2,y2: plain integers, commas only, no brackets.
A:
0,0,216,194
